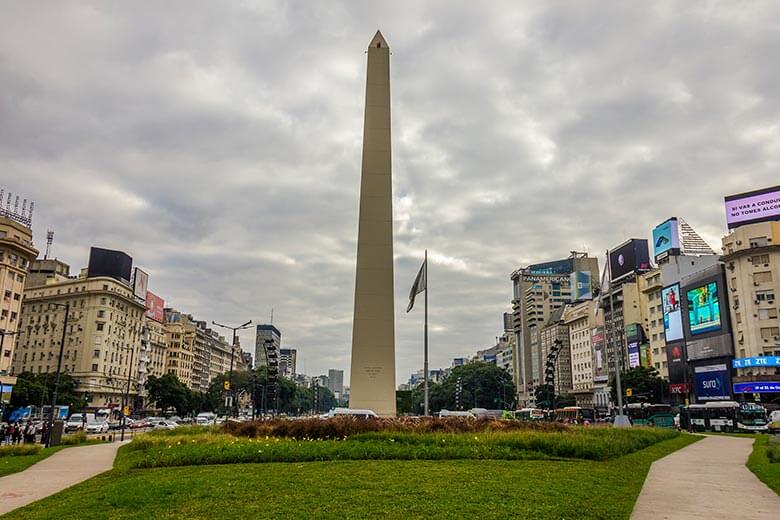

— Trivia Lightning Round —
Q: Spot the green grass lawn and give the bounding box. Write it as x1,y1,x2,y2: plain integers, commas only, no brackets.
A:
0,445,68,477
7,434,699,520
747,436,780,494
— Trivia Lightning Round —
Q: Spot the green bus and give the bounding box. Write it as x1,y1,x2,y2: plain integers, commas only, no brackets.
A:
626,403,675,428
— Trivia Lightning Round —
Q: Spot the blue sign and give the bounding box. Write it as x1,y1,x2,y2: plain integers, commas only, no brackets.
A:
652,218,680,258
733,381,780,393
733,356,780,369
694,364,730,401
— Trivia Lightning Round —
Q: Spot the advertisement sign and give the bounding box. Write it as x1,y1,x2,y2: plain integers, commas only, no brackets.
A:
609,239,652,282
733,381,780,393
144,291,165,323
669,383,692,394
639,343,650,368
133,268,149,300
652,218,681,259
725,184,780,229
662,284,684,342
570,271,593,301
686,282,721,335
627,341,641,368
694,364,731,401
1,384,13,404
87,247,133,282
687,335,733,361
591,327,608,382
666,343,688,383
733,356,780,369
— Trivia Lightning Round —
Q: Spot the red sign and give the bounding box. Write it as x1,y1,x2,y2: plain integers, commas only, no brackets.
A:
144,291,165,322
669,383,692,394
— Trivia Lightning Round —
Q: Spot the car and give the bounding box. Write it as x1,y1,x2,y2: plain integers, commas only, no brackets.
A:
129,418,149,429
769,410,780,434
196,412,216,425
152,420,178,430
85,420,109,434
66,414,85,432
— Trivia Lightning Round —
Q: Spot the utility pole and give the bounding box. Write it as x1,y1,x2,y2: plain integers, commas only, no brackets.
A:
120,337,136,442
213,320,252,417
46,302,69,448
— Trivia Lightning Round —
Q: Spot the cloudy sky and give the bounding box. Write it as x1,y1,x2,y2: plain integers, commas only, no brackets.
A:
1,1,777,384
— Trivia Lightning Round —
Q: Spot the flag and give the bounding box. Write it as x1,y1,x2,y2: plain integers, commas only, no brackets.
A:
406,258,427,312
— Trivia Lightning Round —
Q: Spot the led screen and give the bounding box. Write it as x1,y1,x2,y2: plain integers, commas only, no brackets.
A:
725,185,780,229
652,218,680,258
686,282,721,335
662,284,684,342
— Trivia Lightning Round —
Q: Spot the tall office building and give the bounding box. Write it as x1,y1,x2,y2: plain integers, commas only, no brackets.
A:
255,324,281,368
0,206,38,375
511,253,599,406
279,348,297,378
327,369,344,394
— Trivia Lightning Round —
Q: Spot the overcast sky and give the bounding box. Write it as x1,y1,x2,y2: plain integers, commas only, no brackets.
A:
1,1,777,384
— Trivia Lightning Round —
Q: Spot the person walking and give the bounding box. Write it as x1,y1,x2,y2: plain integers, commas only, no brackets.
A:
12,422,21,445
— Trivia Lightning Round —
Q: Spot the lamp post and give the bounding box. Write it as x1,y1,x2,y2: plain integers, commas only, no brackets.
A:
212,320,252,417
120,341,136,442
46,302,69,448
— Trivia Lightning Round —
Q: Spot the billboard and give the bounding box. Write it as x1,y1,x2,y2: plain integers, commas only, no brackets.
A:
133,268,149,300
652,218,681,259
627,341,641,368
662,284,684,342
591,327,608,382
733,381,780,393
570,271,593,301
609,239,652,282
144,291,165,323
687,335,733,361
733,356,780,369
686,282,721,335
87,247,132,282
693,364,731,401
725,184,780,229
666,343,687,384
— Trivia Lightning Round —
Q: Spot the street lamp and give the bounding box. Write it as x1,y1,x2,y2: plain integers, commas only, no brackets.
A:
212,320,252,417
45,302,69,448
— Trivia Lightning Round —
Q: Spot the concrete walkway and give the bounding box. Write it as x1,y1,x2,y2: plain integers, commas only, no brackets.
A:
0,442,123,515
631,435,779,519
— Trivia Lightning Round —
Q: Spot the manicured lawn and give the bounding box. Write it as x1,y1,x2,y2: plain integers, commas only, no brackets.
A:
0,445,67,477
747,436,780,495
8,434,699,520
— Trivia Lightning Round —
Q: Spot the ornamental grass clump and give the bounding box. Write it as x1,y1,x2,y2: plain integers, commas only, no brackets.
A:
228,416,568,440
0,444,41,457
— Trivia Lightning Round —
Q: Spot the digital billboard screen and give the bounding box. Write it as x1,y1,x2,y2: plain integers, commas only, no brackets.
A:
662,284,684,342
666,343,687,384
144,291,165,323
652,218,681,259
133,268,149,300
87,247,132,282
570,271,593,301
725,184,780,229
609,239,651,282
686,282,721,335
627,341,640,368
694,364,731,401
591,327,608,383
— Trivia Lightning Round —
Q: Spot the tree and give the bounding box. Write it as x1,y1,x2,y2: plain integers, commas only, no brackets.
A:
9,372,84,413
146,374,191,416
610,366,666,404
410,362,515,414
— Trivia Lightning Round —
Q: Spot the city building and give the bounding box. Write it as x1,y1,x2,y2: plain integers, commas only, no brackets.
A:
511,252,599,405
255,324,281,368
722,220,780,389
563,300,602,408
13,258,146,408
241,351,253,370
163,308,195,388
0,205,38,375
279,348,297,378
639,268,666,378
539,307,572,397
327,369,344,394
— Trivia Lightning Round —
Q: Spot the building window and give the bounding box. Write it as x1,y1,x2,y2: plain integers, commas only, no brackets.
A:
759,309,779,320
760,327,780,340
756,290,776,302
754,271,773,284
91,363,99,371
752,254,770,266
98,310,105,318
93,349,100,358
749,237,769,248
96,323,104,331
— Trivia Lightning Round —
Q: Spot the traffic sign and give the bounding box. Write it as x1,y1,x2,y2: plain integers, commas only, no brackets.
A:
626,388,633,397
223,381,230,390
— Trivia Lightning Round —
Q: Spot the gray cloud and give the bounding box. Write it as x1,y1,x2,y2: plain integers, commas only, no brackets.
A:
1,1,778,385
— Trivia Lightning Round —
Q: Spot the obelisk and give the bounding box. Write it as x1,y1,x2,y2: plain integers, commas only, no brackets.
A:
349,31,396,416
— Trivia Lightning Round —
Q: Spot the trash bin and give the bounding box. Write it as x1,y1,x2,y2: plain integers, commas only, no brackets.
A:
49,420,65,446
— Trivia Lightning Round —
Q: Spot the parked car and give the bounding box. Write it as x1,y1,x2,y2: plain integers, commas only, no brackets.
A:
769,410,780,434
85,419,109,434
66,414,85,432
196,412,216,425
129,418,149,430
152,420,178,430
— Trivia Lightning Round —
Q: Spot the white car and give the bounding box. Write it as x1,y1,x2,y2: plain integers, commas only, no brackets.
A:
152,420,179,430
66,414,85,432
85,420,109,434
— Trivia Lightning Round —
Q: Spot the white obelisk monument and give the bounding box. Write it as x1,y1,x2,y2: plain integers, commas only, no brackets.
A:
349,31,396,416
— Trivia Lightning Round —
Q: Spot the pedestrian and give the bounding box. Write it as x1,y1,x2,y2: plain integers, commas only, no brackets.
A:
12,423,21,445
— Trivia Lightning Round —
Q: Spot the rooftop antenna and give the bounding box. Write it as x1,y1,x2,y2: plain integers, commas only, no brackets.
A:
270,307,274,324
44,230,54,260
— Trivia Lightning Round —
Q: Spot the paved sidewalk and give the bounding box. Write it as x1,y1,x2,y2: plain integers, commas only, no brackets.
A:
0,442,124,515
631,435,779,519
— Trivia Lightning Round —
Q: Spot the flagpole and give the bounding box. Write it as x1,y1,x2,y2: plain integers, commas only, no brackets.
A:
424,249,429,417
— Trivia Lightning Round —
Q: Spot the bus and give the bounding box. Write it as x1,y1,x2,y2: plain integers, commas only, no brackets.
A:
626,403,676,428
681,401,769,433
515,408,545,421
553,407,596,424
